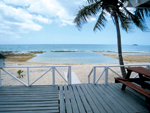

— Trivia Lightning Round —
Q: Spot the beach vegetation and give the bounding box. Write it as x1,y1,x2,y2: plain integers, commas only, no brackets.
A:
17,70,24,78
74,0,149,78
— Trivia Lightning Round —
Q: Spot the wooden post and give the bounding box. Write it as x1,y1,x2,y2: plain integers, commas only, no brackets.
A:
52,67,55,86
88,76,90,84
105,67,108,84
27,67,30,86
93,67,96,84
0,69,1,87
68,66,71,85
88,68,93,84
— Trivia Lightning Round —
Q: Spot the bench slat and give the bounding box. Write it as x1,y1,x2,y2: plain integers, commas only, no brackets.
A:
115,77,150,98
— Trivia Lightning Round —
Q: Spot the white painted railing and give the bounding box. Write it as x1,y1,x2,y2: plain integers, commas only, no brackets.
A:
88,64,150,84
0,66,71,87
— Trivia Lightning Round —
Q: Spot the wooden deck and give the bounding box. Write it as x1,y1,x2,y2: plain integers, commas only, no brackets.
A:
0,85,59,113
0,83,150,113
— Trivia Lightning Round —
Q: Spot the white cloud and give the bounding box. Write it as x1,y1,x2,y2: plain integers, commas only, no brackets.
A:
3,0,86,25
27,0,72,22
4,0,37,6
0,1,54,39
0,0,89,39
33,15,52,24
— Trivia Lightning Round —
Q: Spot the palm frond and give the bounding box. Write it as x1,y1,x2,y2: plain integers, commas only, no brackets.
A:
120,0,129,3
93,10,107,31
135,8,150,20
87,0,100,4
117,9,131,32
74,1,101,30
123,7,147,31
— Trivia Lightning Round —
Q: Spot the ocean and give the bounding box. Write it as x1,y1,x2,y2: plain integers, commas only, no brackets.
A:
0,44,150,53
0,44,150,64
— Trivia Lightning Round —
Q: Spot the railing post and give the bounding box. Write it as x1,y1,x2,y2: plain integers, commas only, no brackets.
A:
105,67,108,84
52,67,55,86
0,68,1,87
68,66,71,85
93,67,96,84
88,75,90,84
27,67,30,86
147,65,150,70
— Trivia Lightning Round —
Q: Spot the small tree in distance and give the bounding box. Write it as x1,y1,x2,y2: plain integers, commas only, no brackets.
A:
17,70,24,78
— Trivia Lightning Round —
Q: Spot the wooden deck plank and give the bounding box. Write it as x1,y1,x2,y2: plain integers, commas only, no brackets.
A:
0,110,59,113
110,83,145,111
64,85,72,113
59,85,65,113
0,85,59,113
0,101,58,105
0,83,149,113
112,83,149,111
94,84,122,113
68,85,80,113
100,84,129,112
88,84,113,113
0,107,58,111
72,85,86,113
105,83,138,112
83,84,107,113
0,98,57,102
80,85,100,113
100,84,132,112
76,85,93,113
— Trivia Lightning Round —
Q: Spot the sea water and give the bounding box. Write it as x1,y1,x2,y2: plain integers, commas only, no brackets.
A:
0,44,150,64
0,44,150,53
28,52,119,64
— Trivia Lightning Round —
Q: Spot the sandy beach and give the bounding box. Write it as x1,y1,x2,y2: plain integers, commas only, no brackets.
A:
1,52,150,86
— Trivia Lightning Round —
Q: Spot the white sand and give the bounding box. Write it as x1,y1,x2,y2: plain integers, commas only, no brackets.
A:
1,62,149,86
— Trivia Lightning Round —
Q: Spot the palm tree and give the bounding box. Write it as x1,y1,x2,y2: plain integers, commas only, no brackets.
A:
74,0,147,78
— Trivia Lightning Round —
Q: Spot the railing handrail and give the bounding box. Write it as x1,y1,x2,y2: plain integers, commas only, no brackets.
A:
88,64,150,84
0,65,72,87
2,65,71,68
92,64,150,68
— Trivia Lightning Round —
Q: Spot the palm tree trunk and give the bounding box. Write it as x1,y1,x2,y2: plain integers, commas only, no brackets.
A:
114,13,126,78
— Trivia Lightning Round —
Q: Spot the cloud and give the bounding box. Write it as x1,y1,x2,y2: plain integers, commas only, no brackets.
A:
4,0,36,6
27,0,74,25
0,1,54,39
33,15,52,24
3,0,86,25
0,0,88,39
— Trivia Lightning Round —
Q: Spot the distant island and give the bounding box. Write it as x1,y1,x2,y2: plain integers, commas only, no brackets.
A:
132,44,138,46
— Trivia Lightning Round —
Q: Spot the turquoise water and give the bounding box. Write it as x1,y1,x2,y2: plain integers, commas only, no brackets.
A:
28,52,119,64
0,44,150,64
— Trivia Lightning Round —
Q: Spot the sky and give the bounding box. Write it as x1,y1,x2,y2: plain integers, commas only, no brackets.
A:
0,0,150,45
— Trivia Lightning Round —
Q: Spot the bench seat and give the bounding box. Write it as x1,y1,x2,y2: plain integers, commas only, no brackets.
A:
115,77,150,103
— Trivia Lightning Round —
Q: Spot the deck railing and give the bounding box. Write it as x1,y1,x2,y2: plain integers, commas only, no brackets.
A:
0,66,71,87
1,64,150,87
88,64,150,84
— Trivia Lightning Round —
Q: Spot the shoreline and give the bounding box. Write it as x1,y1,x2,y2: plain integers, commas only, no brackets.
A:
1,51,150,63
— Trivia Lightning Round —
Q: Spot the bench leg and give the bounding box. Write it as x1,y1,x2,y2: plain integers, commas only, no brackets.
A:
121,70,131,90
145,97,150,104
115,79,120,83
121,84,126,90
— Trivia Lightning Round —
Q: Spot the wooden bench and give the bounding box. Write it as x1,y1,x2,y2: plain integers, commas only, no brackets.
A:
115,77,150,103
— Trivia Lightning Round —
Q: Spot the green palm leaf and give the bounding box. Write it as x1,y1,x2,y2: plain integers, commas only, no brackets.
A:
94,10,107,31
74,1,101,30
